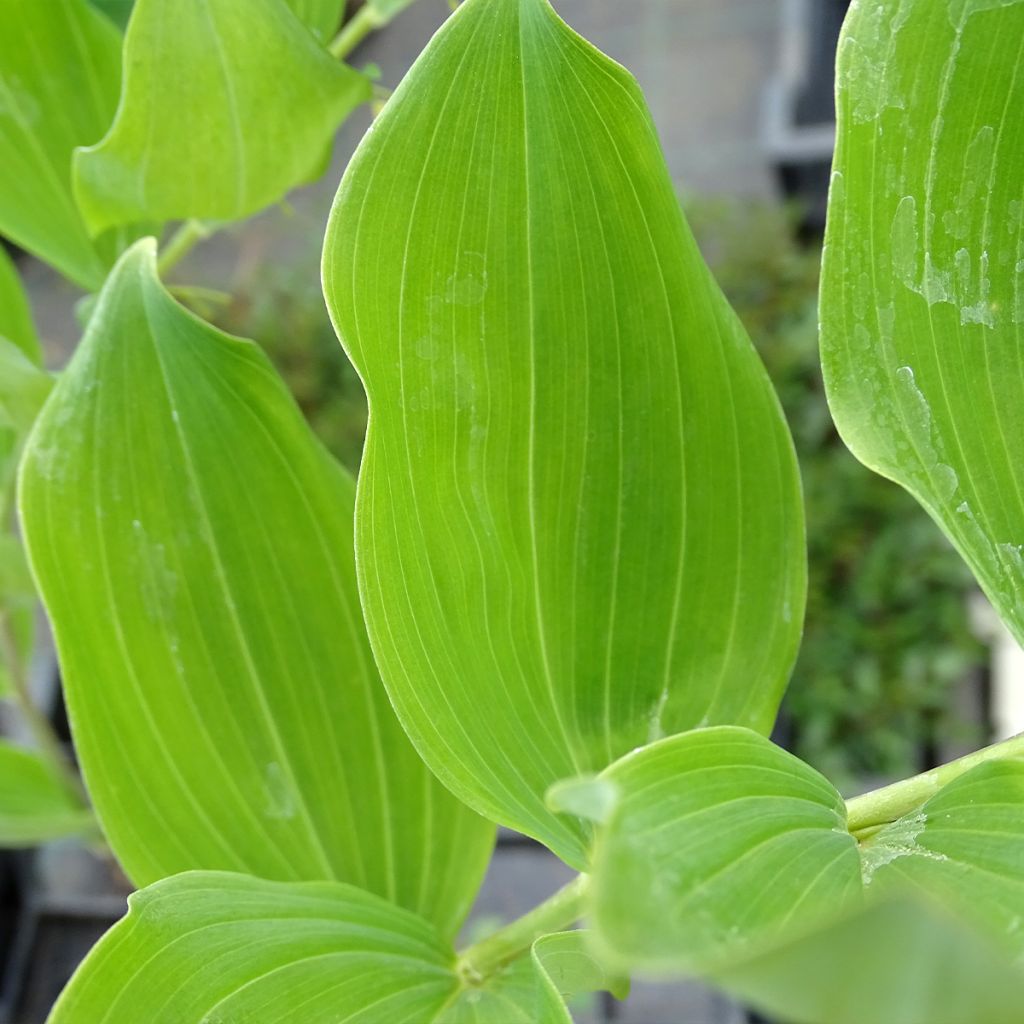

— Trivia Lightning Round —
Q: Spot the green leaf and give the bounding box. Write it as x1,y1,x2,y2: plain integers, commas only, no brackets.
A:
862,759,1024,952
87,0,134,30
73,0,372,234
533,931,629,1003
49,871,461,1023
19,238,493,938
439,944,573,1024
585,727,862,973
821,0,1024,642
323,0,804,867
0,0,129,289
0,246,40,364
51,870,583,1024
0,740,92,846
0,339,54,434
713,899,1024,1024
285,0,347,43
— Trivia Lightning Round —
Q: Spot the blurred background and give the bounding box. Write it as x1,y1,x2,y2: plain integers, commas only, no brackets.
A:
2,1,1018,1022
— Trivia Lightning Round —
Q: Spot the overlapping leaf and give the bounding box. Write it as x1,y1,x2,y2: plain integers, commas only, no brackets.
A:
578,727,861,973
48,872,460,1023
862,759,1024,951
0,0,129,289
324,0,804,867
0,740,93,846
19,239,493,937
49,871,592,1023
73,0,371,233
0,247,40,364
714,899,1024,1024
286,0,347,43
821,0,1024,642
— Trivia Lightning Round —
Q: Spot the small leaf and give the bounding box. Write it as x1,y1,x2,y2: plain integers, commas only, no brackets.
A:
439,952,571,1024
324,0,804,868
821,0,1024,642
20,239,493,938
73,0,372,234
0,246,41,364
49,872,460,1023
0,0,130,289
862,759,1024,952
0,740,92,847
368,0,421,18
714,899,1024,1024
0,339,54,434
587,727,862,973
534,931,630,1003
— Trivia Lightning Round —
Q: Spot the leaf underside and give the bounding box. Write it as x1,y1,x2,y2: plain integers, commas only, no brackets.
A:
821,0,1024,643
323,0,805,868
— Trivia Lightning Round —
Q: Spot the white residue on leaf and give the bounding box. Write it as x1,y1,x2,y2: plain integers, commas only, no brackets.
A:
893,366,960,501
860,811,947,885
263,762,296,821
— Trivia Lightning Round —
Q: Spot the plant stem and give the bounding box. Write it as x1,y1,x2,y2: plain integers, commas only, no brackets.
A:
0,610,88,806
846,731,1024,835
329,5,386,60
158,219,211,276
456,874,589,983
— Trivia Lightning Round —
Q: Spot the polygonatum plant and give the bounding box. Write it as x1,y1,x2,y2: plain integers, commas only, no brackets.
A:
1,0,1023,1021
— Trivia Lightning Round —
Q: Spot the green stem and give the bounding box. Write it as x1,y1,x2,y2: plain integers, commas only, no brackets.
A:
846,731,1024,835
158,219,211,276
328,5,386,60
0,610,88,807
456,874,589,983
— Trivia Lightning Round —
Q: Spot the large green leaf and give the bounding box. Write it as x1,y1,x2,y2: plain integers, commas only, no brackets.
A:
73,0,371,234
49,872,460,1023
714,899,1024,1024
862,759,1024,951
323,0,805,867
50,871,582,1024
580,727,862,973
0,246,40,364
19,239,493,937
0,740,93,846
821,0,1024,640
0,0,128,289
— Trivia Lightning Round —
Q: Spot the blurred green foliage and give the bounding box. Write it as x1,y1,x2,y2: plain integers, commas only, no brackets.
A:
689,199,984,790
218,198,985,791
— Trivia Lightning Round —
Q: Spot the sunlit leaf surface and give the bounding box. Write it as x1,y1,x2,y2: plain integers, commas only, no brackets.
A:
821,0,1024,641
324,0,804,868
74,0,371,233
20,239,493,937
0,0,128,289
48,872,460,1024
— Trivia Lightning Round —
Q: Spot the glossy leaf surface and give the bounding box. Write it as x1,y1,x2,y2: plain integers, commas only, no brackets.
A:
0,247,40,363
324,0,804,867
74,0,371,233
584,727,861,972
821,0,1024,641
49,872,459,1023
863,759,1024,952
20,240,492,936
715,899,1024,1024
0,0,126,289
0,741,93,846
